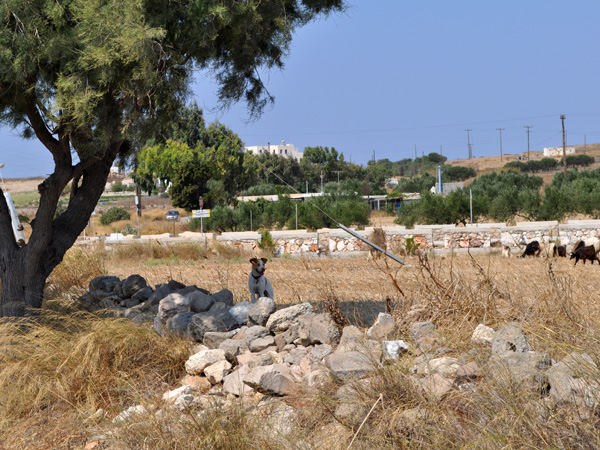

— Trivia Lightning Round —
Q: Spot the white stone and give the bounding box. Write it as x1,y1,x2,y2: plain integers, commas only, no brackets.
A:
204,359,233,384
185,349,227,375
471,324,495,346
425,357,460,377
366,312,396,339
382,340,409,360
162,385,193,402
229,302,253,325
113,404,148,423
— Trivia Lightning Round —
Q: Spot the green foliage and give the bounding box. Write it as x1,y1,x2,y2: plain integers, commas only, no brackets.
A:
405,237,419,255
566,154,595,168
394,175,436,194
240,184,295,196
111,182,124,193
442,165,476,181
99,207,131,225
17,214,29,224
258,229,276,255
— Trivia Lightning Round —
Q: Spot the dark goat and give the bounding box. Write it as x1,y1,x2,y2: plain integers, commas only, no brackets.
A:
520,240,540,258
570,245,599,265
554,245,567,257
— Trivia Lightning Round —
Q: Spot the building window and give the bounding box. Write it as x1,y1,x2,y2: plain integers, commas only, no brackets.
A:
285,149,288,154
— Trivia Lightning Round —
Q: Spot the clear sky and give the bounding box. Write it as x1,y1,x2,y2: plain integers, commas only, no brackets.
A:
2,0,600,179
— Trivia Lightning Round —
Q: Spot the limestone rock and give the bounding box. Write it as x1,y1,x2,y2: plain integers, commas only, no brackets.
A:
219,339,250,363
185,349,227,375
189,309,238,342
325,350,374,381
471,324,495,346
491,322,532,354
248,297,276,326
243,364,299,396
366,312,396,340
157,293,190,322
203,331,238,349
546,352,600,408
204,360,233,384
223,366,254,396
249,335,276,353
382,340,409,360
297,313,340,346
266,303,314,333
229,302,253,325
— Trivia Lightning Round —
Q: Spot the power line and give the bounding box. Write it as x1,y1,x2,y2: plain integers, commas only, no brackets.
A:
524,126,533,160
496,128,504,162
465,129,472,159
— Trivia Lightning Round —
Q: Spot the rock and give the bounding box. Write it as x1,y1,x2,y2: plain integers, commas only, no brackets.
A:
178,285,199,296
173,394,195,411
410,321,446,353
209,302,228,311
248,297,276,326
122,274,148,298
471,324,495,346
366,312,396,340
157,293,190,322
296,313,340,346
147,285,172,307
210,289,234,307
223,366,254,396
131,286,153,304
203,331,238,349
181,375,212,393
219,339,249,363
383,340,409,360
237,350,272,368
165,311,195,337
120,298,140,308
337,325,364,351
189,309,238,342
162,385,193,403
303,369,329,389
167,280,186,291
229,302,253,325
89,275,120,293
488,351,552,392
325,350,374,381
274,327,298,351
425,357,460,377
185,349,227,375
421,373,454,398
546,352,599,408
153,316,165,336
113,405,149,423
334,384,369,429
243,364,299,396
249,335,276,353
188,291,215,313
284,346,310,366
456,361,481,384
204,360,233,384
266,303,314,333
491,322,532,354
244,325,270,343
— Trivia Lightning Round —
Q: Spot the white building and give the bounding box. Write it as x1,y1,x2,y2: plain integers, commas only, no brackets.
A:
245,141,303,160
543,146,576,157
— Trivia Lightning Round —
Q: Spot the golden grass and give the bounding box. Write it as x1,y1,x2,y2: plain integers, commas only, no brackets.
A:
4,248,600,448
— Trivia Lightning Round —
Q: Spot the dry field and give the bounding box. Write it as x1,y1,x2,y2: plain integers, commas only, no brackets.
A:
3,245,600,448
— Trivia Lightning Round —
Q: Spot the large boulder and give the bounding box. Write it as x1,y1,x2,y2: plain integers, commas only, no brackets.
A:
147,285,173,307
243,364,299,396
132,286,153,304
366,313,396,340
89,275,120,293
296,313,340,346
546,352,599,408
229,302,253,325
325,350,374,381
491,322,532,355
223,366,254,396
210,289,234,307
122,274,148,298
157,293,190,322
203,331,238,349
266,303,314,333
189,309,238,342
248,297,276,326
487,351,552,392
188,291,215,313
219,339,250,363
165,312,195,338
185,349,227,375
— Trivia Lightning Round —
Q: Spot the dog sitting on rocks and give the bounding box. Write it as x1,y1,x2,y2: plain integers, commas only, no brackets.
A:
248,257,274,303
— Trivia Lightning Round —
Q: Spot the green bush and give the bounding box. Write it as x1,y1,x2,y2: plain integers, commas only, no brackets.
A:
110,181,124,192
99,207,131,225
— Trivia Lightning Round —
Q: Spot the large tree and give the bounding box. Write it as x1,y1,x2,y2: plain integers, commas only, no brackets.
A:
0,0,344,317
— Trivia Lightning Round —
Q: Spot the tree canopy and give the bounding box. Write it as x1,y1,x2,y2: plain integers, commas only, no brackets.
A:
0,0,345,317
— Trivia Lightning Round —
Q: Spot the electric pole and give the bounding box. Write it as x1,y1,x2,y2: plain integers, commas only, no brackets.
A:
524,126,533,160
561,115,567,178
465,129,472,159
320,171,324,193
497,128,504,162
333,170,341,184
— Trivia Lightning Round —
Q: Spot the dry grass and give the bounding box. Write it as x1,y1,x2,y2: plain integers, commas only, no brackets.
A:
4,247,600,448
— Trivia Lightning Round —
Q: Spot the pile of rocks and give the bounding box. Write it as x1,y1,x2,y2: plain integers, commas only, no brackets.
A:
78,276,600,431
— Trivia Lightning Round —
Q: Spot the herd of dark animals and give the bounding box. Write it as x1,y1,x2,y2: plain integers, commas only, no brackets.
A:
519,239,598,265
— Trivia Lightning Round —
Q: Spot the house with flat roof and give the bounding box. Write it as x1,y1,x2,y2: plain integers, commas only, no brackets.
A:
245,141,303,160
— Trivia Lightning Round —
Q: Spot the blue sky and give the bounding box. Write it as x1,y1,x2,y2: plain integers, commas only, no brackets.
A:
2,0,600,178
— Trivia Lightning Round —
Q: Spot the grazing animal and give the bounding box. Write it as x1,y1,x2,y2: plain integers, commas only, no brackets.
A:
570,245,600,265
248,257,274,303
539,242,556,258
367,227,386,261
502,246,511,258
554,245,567,257
520,240,541,258
573,238,600,253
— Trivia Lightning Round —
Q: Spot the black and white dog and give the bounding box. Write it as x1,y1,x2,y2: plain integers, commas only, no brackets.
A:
248,257,274,303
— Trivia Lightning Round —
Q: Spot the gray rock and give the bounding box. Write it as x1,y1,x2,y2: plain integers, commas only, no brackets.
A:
366,312,396,340
185,349,227,375
334,384,368,428
244,325,270,343
210,289,234,307
421,373,454,398
546,352,599,408
189,309,238,342
188,291,215,313
122,274,148,298
248,297,276,326
410,321,446,353
297,313,340,346
247,352,276,368
284,346,310,366
325,350,374,381
147,285,172,307
153,316,165,336
274,327,299,351
167,280,186,291
88,289,114,302
491,322,532,354
243,364,299,396
204,360,232,385
266,303,314,333
178,285,199,296
471,324,495,346
203,331,238,349
120,298,140,308
411,321,437,342
114,281,126,299
249,335,276,353
166,311,195,337
223,366,254,396
132,286,153,304
209,302,228,312
219,339,250,363
488,351,552,393
89,275,120,293
229,302,253,325
157,293,190,322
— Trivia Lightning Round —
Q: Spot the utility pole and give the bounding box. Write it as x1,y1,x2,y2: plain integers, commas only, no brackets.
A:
372,150,375,162
561,115,567,178
496,128,504,162
333,170,342,184
524,126,533,160
465,129,472,159
320,171,324,193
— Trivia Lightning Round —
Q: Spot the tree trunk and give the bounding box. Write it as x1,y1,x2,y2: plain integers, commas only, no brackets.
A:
0,141,121,317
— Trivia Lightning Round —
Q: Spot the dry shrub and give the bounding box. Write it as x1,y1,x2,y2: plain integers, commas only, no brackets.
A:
45,248,106,300
109,241,211,264
0,304,190,425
